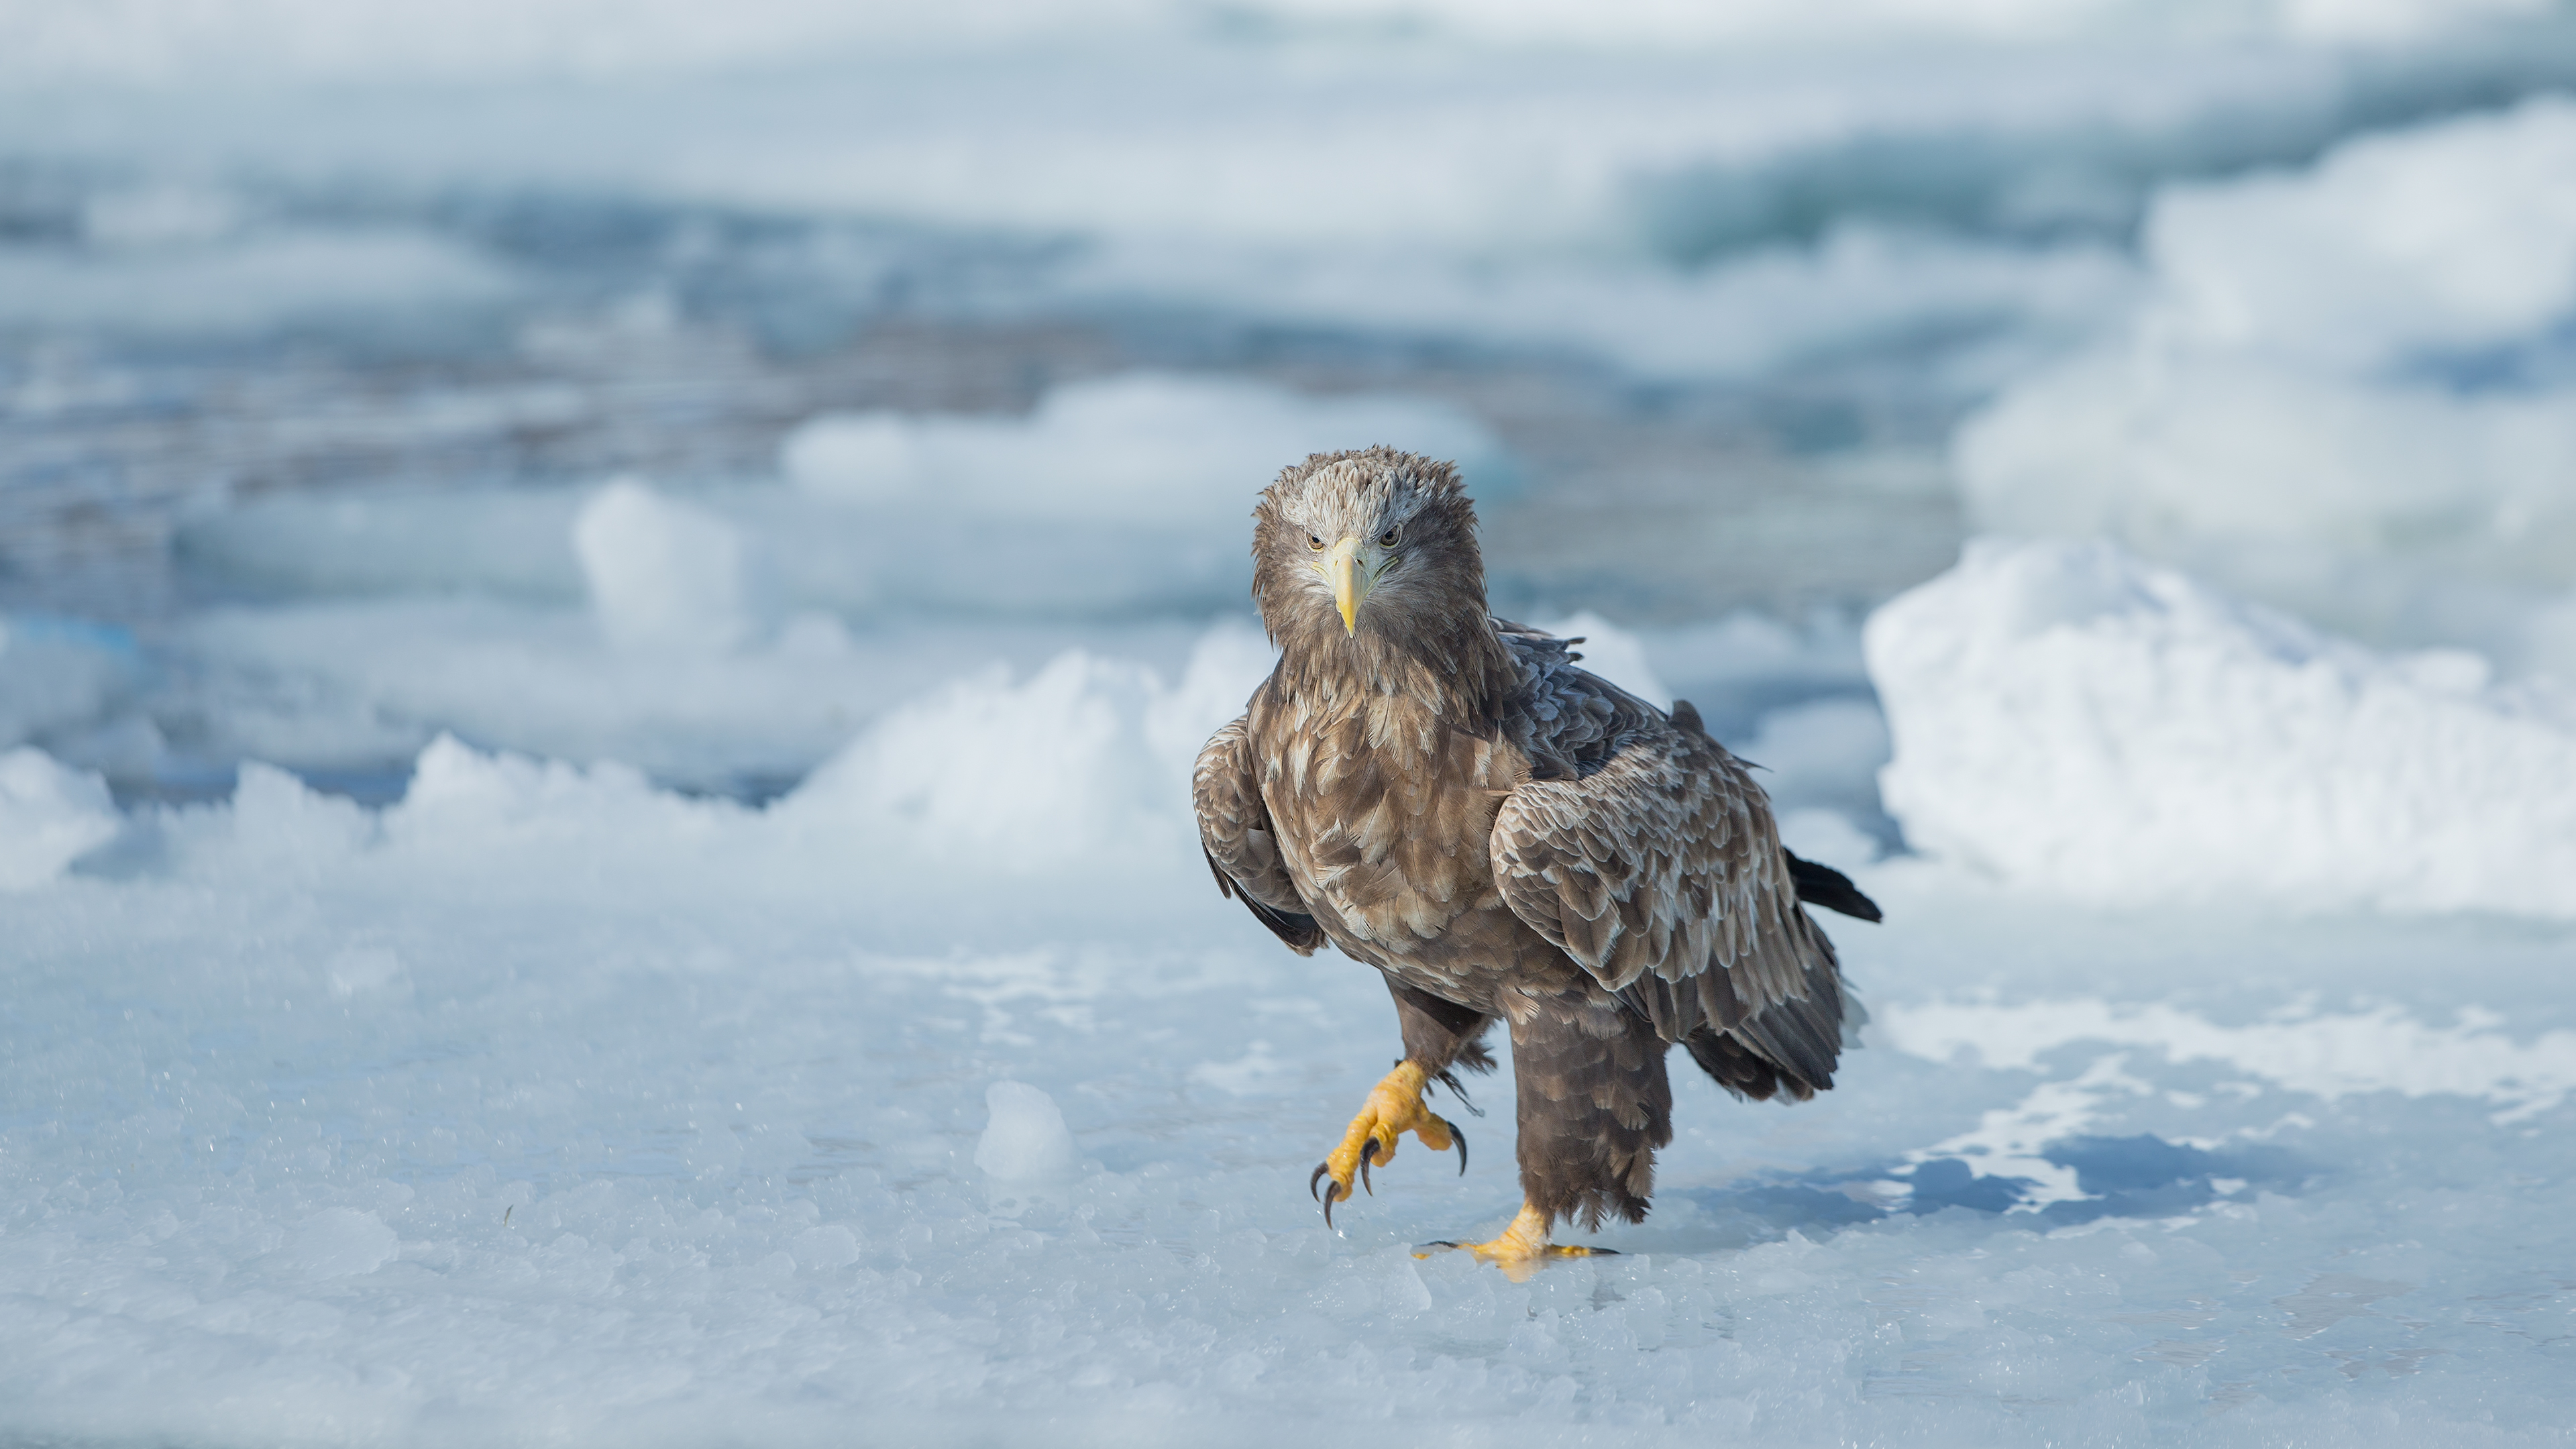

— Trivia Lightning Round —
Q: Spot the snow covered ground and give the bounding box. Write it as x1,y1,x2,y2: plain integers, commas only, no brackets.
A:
4,631,2573,1446
7,1,2576,1444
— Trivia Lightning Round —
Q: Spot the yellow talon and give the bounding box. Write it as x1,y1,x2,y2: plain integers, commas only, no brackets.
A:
1308,1061,1465,1226
1413,1203,1613,1281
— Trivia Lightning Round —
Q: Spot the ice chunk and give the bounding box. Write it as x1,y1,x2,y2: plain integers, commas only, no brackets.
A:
217,761,376,877
572,478,780,657
0,747,119,890
1957,98,2576,662
1867,537,2576,916
786,651,1183,871
277,1209,398,1278
973,1081,1076,1181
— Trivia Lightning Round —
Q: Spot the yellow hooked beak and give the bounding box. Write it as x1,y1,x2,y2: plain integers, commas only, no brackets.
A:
1322,536,1368,635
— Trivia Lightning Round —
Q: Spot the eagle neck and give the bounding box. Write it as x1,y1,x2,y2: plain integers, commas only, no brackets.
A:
1275,612,1511,736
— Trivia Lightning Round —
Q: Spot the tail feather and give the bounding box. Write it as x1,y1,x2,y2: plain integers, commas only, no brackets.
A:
1785,849,1882,923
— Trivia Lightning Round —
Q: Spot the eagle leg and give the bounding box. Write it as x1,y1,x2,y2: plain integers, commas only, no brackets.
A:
1413,1203,1617,1281
1310,1060,1464,1227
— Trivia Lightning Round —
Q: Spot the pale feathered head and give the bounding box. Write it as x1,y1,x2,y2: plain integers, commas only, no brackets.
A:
1252,446,1483,641
1250,447,1504,706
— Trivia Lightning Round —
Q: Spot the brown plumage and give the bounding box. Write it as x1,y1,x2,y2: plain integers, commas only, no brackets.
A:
1193,446,1874,1256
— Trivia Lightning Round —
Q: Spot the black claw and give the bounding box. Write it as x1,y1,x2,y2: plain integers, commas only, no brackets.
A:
1360,1137,1377,1195
1309,1162,1328,1202
1450,1120,1468,1175
1322,1183,1338,1230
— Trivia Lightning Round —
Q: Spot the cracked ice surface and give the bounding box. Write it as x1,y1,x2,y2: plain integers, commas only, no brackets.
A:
3,634,2573,1448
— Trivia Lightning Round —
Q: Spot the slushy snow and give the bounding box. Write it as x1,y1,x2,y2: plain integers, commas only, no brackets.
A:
1869,537,2576,916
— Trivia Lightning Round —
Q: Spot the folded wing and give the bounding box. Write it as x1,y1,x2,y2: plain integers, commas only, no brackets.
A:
1490,680,1849,1096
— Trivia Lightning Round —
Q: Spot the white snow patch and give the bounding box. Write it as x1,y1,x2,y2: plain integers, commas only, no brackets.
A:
975,1081,1077,1181
0,747,118,890
1868,537,2576,916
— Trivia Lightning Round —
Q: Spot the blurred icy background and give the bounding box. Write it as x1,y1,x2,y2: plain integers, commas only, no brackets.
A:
5,1,2576,1444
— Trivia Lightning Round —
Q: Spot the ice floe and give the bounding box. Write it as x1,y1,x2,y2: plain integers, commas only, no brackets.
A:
1870,537,2576,916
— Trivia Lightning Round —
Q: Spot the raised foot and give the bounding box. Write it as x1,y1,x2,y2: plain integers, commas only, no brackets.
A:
1412,1203,1616,1281
1309,1061,1466,1227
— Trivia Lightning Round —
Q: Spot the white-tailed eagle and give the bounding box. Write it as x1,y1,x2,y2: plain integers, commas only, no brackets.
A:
1193,447,1878,1270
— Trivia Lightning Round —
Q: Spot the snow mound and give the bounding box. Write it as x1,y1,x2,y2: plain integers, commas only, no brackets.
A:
1957,98,2576,666
1868,537,2576,916
0,747,119,890
573,478,780,657
975,1081,1077,1181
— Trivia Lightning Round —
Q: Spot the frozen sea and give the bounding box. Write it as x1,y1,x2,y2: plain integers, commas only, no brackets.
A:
5,3,2576,1445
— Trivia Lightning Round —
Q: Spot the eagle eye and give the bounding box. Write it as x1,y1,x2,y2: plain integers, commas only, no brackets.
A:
1379,527,1401,547
1306,533,1324,551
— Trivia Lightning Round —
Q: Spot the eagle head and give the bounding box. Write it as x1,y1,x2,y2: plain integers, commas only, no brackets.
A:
1250,446,1485,649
